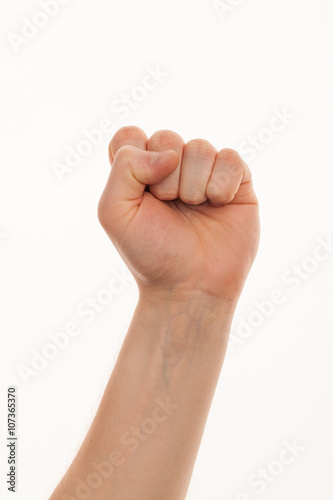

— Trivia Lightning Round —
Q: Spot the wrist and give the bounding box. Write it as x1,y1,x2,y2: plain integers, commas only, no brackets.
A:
138,284,239,309
136,289,237,348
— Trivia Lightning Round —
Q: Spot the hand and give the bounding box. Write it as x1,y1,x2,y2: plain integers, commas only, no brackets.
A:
98,127,260,302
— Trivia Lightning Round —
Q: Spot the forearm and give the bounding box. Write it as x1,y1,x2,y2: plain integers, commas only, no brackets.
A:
50,293,236,500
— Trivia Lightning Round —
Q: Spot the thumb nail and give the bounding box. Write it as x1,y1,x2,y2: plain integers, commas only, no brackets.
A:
151,150,176,166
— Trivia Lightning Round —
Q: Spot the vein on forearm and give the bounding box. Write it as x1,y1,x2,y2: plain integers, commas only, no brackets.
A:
133,294,234,388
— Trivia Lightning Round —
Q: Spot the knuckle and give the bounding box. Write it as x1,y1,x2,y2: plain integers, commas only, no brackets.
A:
217,149,243,177
149,130,184,150
206,175,236,205
185,139,215,158
206,188,231,206
206,180,221,198
113,125,144,143
217,148,241,165
110,126,147,158
181,191,207,205
216,170,232,184
150,186,178,201
206,183,224,201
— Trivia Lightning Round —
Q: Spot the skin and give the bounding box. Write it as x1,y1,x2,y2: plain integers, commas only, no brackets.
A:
49,126,260,500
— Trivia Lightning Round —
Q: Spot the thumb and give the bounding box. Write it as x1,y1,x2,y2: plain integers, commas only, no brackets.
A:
98,145,178,226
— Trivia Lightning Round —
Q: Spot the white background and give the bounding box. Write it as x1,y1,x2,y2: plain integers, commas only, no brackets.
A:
1,0,333,499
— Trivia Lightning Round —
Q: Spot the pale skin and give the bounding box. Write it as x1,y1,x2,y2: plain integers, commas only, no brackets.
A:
49,126,260,500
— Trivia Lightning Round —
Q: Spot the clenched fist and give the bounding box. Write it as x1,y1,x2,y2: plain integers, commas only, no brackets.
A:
98,126,260,302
